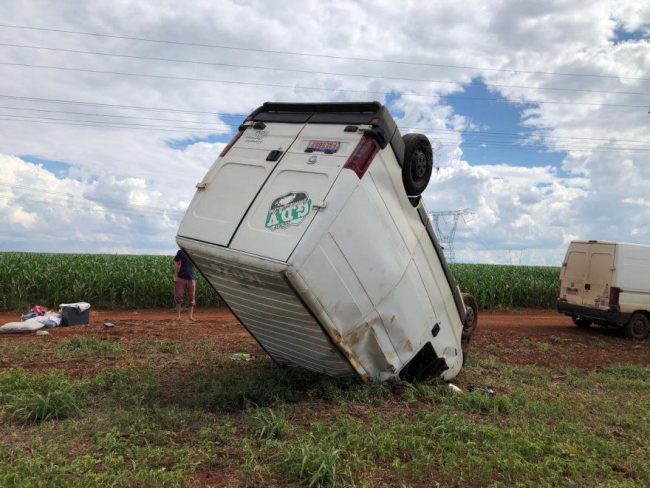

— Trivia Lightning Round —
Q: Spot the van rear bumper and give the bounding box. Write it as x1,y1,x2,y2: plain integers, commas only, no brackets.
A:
557,300,630,325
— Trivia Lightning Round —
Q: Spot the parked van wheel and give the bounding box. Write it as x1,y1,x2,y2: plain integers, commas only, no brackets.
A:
572,317,592,328
402,133,433,196
623,313,650,339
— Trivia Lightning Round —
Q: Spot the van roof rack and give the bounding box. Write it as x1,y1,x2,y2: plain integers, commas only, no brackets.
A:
244,101,405,164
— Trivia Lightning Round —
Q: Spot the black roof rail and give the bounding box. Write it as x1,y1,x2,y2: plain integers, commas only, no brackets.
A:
244,101,405,166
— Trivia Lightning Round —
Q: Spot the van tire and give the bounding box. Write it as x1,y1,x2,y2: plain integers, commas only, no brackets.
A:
461,293,478,337
402,133,433,196
572,317,592,328
623,313,650,339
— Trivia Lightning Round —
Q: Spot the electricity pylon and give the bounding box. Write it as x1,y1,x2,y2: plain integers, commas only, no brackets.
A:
428,209,474,262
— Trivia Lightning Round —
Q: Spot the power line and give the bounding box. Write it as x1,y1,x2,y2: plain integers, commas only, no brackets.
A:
1,61,649,110
0,113,231,132
2,93,648,145
0,93,248,116
0,182,185,216
0,107,231,128
2,113,649,153
0,191,184,220
2,42,648,98
1,23,647,82
0,114,227,133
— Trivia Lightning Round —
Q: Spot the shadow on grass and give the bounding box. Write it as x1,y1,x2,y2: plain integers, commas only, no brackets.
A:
160,360,393,412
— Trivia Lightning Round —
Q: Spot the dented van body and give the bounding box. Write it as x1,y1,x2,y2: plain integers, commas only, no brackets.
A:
558,240,650,340
177,102,476,381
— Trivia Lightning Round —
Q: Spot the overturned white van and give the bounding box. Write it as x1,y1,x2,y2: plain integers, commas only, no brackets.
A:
177,102,477,381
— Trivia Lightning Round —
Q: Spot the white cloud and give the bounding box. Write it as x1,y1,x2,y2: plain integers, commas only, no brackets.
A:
0,1,647,264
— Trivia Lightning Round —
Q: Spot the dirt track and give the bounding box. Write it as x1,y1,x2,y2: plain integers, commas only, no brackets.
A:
1,308,648,372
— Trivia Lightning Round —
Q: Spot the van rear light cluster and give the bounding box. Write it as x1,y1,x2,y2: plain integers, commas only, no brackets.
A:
609,286,621,311
344,135,380,179
219,128,245,157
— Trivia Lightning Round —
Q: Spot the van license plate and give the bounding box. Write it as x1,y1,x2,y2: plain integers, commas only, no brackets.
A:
305,140,340,154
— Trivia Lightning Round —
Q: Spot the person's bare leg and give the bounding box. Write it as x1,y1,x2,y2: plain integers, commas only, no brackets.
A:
189,306,195,321
176,304,181,320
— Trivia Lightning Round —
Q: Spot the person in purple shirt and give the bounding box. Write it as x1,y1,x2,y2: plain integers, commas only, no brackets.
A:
173,249,196,321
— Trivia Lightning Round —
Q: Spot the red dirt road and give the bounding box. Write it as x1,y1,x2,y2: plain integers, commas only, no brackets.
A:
1,308,648,371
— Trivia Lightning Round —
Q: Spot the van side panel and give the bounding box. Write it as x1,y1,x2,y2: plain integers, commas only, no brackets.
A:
367,150,421,254
328,177,411,306
616,244,650,315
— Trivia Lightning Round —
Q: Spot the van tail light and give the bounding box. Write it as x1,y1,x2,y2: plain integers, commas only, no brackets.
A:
344,136,380,178
609,286,621,311
219,128,245,157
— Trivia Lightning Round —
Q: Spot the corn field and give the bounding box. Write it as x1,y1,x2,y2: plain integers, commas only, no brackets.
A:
0,253,559,312
451,263,560,309
0,253,221,311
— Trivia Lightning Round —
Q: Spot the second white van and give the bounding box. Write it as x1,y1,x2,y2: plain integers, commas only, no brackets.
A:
558,240,650,339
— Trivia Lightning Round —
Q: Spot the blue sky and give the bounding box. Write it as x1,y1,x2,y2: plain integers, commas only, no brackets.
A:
442,81,566,168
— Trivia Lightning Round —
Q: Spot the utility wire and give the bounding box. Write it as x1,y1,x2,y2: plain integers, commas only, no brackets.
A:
0,105,232,126
0,112,230,131
0,192,184,219
2,115,649,154
1,61,648,109
0,115,226,133
0,23,647,82
2,107,650,149
1,93,648,145
1,42,647,98
0,182,185,215
0,93,247,116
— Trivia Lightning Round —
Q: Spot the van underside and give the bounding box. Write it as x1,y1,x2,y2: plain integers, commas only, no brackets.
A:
179,237,358,377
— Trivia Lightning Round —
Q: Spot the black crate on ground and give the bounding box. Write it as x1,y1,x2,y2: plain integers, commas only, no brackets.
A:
61,307,90,326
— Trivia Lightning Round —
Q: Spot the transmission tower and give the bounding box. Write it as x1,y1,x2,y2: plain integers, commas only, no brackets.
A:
428,208,474,262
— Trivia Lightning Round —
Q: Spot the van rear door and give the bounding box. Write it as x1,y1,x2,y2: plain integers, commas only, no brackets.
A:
177,123,304,246
229,124,363,261
583,243,616,309
561,243,589,305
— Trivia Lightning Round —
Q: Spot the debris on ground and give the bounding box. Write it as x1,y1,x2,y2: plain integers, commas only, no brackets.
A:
36,330,50,336
469,386,496,396
447,383,463,394
0,319,46,334
1,302,90,334
103,322,116,329
60,302,91,326
230,352,254,362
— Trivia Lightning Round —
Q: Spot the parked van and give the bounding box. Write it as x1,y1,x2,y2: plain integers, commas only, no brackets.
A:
558,240,650,339
177,102,478,382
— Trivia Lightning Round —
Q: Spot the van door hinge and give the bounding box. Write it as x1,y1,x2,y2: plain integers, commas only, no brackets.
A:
312,201,327,209
196,182,208,190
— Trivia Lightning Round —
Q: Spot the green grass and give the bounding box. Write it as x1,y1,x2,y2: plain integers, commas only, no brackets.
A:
58,337,126,357
0,355,647,486
0,369,84,423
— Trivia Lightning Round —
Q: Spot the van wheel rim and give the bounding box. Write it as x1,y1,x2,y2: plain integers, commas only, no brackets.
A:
465,308,475,332
632,318,648,337
412,151,427,178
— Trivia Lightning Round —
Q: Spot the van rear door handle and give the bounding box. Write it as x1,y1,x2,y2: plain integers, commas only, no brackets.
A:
584,283,591,290
266,150,283,161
